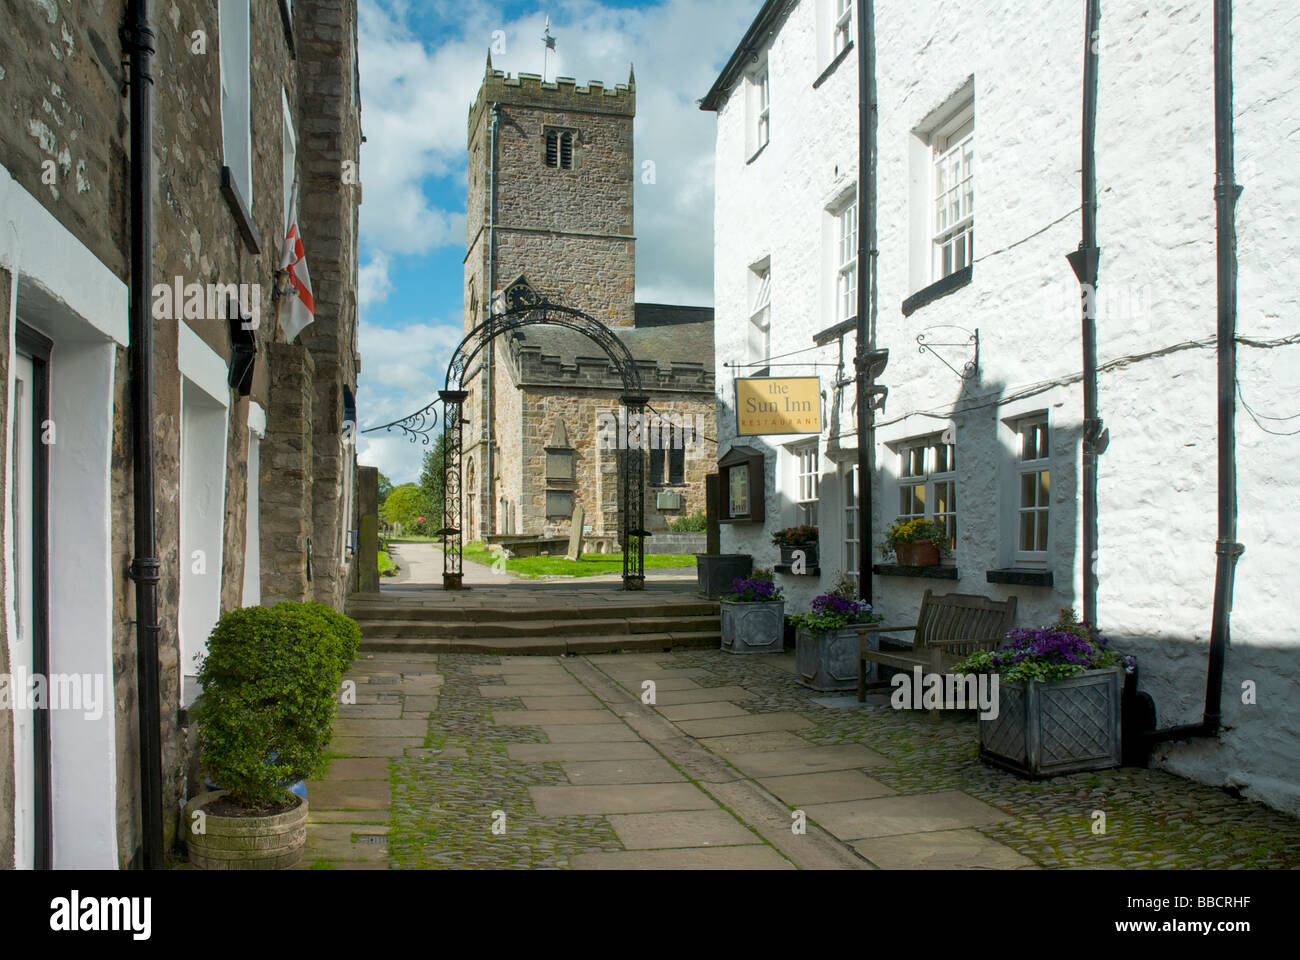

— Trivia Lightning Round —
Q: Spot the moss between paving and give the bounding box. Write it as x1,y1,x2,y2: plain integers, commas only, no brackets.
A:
659,650,1300,870
386,654,623,869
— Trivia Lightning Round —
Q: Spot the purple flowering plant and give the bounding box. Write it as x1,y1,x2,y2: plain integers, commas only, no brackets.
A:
723,567,783,603
790,572,883,634
954,608,1136,683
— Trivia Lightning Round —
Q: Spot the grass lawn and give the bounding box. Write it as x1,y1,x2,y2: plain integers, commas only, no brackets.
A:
461,541,695,578
378,550,397,576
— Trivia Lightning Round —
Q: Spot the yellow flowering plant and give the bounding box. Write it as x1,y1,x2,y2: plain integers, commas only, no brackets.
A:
878,517,952,558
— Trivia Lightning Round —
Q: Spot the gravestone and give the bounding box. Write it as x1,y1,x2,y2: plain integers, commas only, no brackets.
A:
566,504,585,561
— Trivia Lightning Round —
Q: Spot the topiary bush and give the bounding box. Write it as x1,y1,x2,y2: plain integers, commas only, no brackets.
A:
194,603,361,809
274,600,362,672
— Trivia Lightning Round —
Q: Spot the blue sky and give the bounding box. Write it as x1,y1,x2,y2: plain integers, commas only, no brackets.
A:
354,0,762,484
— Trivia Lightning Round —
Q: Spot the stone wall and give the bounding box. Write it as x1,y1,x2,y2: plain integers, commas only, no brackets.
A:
0,0,359,863
298,0,363,609
514,385,713,538
261,344,317,603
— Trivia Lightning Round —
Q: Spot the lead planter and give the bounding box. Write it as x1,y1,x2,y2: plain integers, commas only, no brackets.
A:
979,668,1123,778
720,599,785,654
695,554,753,599
795,627,879,692
184,790,308,870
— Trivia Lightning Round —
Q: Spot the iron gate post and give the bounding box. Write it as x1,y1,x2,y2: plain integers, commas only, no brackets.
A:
620,395,649,590
438,389,469,589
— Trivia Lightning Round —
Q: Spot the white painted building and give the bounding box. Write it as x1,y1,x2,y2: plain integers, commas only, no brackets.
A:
702,0,1300,814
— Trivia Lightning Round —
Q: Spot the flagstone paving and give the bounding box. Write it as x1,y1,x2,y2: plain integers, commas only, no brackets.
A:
300,646,1300,870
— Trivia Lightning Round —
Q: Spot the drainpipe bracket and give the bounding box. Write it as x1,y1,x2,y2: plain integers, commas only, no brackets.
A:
1215,540,1245,559
1065,245,1101,283
1213,182,1244,202
129,556,162,584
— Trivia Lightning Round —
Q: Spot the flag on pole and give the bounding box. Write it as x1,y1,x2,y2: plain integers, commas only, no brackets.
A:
278,181,315,342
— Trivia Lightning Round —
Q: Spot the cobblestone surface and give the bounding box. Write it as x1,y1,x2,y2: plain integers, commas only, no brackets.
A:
321,647,1299,870
386,655,623,869
656,650,1300,870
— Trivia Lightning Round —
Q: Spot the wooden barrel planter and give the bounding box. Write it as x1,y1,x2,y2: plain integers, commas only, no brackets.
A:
184,790,309,870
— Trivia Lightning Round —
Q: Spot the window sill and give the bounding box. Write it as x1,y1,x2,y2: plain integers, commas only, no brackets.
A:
813,42,854,90
872,563,959,580
901,264,973,317
775,563,820,576
220,167,262,254
746,141,770,166
986,568,1054,587
719,516,757,525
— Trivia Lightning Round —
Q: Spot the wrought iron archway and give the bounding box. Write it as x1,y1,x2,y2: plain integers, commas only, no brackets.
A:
370,292,648,591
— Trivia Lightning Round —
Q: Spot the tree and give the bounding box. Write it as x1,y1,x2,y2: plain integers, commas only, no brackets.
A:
418,433,451,527
377,471,394,507
380,483,435,535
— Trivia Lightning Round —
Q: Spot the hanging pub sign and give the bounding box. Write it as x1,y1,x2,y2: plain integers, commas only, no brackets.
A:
734,376,821,436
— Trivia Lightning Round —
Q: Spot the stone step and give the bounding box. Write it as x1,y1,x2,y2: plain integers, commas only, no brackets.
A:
344,600,719,623
352,615,720,641
357,630,722,656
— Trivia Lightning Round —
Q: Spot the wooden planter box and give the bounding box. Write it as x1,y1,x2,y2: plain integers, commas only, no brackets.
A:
979,668,1123,778
778,543,819,568
893,541,939,566
184,790,308,870
796,626,879,692
720,599,786,654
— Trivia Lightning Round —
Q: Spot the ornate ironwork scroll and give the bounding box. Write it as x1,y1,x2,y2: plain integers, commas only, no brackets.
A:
916,326,980,381
359,398,441,444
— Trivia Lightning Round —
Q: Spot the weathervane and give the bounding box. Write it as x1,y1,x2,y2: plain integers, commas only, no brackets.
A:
542,15,556,82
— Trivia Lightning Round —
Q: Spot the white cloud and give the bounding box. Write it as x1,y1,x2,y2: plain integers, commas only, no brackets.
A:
358,0,760,301
358,252,393,307
355,314,465,483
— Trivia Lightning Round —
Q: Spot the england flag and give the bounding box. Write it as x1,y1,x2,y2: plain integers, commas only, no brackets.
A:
278,182,315,342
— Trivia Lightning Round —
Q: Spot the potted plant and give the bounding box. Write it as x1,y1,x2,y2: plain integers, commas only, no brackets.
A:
879,517,950,567
772,525,819,569
953,608,1134,778
185,602,360,869
790,572,883,691
719,569,785,655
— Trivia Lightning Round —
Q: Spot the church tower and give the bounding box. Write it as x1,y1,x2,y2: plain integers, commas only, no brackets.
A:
465,58,637,330
461,59,638,541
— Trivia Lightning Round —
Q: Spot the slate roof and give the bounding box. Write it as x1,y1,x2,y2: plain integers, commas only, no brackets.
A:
506,303,714,391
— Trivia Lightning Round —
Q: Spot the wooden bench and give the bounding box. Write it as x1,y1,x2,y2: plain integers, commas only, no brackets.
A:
855,589,1018,702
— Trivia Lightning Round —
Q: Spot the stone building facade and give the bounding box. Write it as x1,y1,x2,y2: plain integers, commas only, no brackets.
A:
461,62,716,545
704,0,1300,813
0,0,361,869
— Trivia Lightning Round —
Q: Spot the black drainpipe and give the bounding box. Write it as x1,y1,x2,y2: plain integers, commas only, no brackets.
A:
854,0,877,604
1066,0,1102,630
1147,0,1243,745
123,0,165,869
